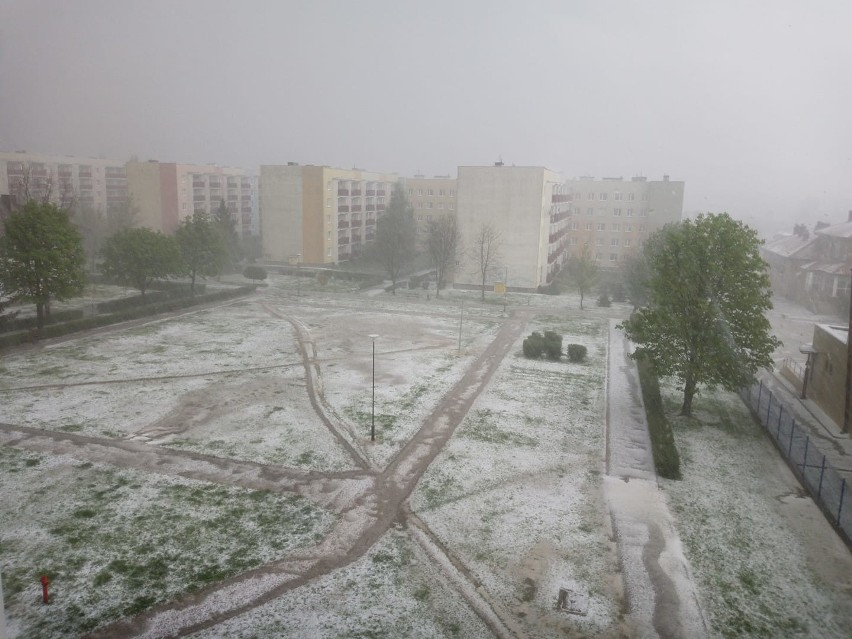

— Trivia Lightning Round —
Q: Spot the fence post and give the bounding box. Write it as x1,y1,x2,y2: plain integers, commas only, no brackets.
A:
757,380,763,408
838,478,846,525
778,405,784,432
788,421,795,458
818,455,826,498
801,435,809,472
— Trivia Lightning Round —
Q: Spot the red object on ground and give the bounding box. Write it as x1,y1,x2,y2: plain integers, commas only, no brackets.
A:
40,574,49,604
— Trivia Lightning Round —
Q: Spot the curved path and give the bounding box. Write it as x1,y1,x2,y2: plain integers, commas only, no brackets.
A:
62,308,534,638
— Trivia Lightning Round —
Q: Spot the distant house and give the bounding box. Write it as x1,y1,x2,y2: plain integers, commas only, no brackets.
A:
762,215,852,316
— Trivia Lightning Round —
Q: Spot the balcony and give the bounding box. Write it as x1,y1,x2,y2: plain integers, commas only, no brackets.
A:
377,190,386,196
193,180,206,187
366,189,376,196
351,189,362,196
365,218,376,226
377,204,386,211
338,236,349,246
338,205,350,213
366,204,376,211
365,232,376,241
351,205,362,212
351,216,362,225
351,234,362,244
337,188,350,196
338,219,349,228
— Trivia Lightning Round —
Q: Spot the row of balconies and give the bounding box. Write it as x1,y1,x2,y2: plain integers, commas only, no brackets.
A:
551,194,572,203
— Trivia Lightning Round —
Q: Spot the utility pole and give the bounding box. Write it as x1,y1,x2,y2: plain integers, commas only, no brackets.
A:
845,268,852,433
1,566,7,639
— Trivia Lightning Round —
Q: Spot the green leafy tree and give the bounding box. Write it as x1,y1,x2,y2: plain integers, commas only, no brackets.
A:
426,215,461,298
566,244,599,309
0,202,86,328
619,213,781,416
214,199,241,273
373,184,415,295
176,212,226,292
100,227,182,297
621,252,652,311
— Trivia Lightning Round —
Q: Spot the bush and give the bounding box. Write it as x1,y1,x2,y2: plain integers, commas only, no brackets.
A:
543,331,563,360
636,358,681,479
597,292,611,307
243,266,268,282
316,272,329,286
523,331,545,358
567,344,587,362
610,283,626,303
96,291,169,313
0,308,85,333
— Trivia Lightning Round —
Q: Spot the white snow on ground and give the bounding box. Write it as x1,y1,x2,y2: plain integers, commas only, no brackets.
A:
660,384,852,638
188,528,494,639
410,316,624,638
0,447,337,639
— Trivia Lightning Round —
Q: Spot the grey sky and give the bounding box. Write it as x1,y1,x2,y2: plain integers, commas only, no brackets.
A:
1,0,850,235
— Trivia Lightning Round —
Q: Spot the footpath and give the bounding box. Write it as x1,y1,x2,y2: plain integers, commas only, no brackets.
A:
605,320,708,639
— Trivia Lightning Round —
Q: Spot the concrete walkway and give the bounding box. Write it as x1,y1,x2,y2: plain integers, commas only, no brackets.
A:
605,320,708,639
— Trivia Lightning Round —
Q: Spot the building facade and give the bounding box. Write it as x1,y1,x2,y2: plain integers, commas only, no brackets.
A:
565,175,684,267
126,160,257,236
260,164,398,264
455,165,570,291
400,175,458,248
0,151,128,213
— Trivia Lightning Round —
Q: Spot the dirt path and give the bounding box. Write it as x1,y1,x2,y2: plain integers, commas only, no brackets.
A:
70,309,532,639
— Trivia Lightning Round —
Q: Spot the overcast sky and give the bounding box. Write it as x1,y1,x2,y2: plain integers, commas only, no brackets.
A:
1,0,850,235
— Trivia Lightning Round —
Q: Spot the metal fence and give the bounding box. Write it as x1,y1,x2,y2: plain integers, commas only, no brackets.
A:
740,381,850,545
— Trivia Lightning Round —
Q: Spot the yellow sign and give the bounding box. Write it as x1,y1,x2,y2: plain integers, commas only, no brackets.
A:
494,283,506,294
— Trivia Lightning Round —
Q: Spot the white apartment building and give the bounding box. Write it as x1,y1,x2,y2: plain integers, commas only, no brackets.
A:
455,164,570,291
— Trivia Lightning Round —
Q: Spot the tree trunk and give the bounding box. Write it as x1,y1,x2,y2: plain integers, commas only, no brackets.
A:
579,288,585,310
190,270,197,293
481,274,486,300
36,302,45,329
680,375,697,416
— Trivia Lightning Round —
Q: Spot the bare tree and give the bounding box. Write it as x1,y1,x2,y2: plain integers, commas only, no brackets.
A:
427,215,461,298
373,184,415,294
8,163,74,210
470,222,502,300
566,244,599,309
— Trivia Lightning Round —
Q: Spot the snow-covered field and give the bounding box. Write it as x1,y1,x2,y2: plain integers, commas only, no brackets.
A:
660,383,852,638
0,446,336,639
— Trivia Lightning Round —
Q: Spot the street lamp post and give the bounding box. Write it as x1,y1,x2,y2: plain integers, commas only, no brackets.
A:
296,254,302,297
369,334,379,442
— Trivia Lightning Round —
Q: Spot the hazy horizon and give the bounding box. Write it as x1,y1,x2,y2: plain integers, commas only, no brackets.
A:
2,0,851,236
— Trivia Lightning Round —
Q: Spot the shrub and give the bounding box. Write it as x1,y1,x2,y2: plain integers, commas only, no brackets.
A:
543,330,563,361
610,283,626,303
243,266,268,282
0,308,85,333
316,272,329,286
567,344,587,362
523,331,545,358
636,358,681,479
597,292,611,307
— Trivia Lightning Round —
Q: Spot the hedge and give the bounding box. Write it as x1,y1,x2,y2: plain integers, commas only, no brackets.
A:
0,308,85,334
0,286,256,351
635,357,681,480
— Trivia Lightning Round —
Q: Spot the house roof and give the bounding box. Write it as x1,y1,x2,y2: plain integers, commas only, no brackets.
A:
816,220,852,239
801,261,850,275
762,233,817,258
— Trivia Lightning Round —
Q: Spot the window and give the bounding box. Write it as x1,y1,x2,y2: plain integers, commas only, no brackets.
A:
450,189,455,196
418,215,423,221
570,237,578,245
417,188,423,196
326,198,331,207
628,193,635,201
438,202,444,209
595,252,602,260
613,208,621,216
426,215,432,221
449,203,454,210
614,192,622,201
640,208,647,217
427,202,433,209
585,223,593,231
408,188,413,195
328,231,332,240
625,224,632,232
596,238,604,246
588,192,595,200
599,193,608,201
611,238,619,246
639,224,646,232
427,189,434,196
612,223,620,231
586,207,594,215
642,193,648,201
570,221,578,230
439,189,445,196
610,253,618,261
327,181,331,191
626,208,633,217
597,222,606,231
624,239,631,247
417,202,423,209
327,248,332,257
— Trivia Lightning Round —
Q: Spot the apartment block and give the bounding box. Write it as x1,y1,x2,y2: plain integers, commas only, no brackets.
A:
565,175,684,266
260,164,398,264
0,150,128,213
455,165,570,291
126,160,257,236
400,175,458,248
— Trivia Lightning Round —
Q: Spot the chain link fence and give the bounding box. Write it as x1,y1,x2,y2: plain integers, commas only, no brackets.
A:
740,382,850,545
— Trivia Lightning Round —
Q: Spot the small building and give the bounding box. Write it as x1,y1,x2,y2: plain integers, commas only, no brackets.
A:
790,324,850,428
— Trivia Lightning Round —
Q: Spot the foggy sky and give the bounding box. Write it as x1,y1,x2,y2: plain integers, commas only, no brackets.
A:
1,0,850,236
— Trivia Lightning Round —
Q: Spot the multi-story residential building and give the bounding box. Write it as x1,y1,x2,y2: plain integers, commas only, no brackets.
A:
400,175,458,248
126,160,257,236
0,150,128,213
260,164,398,264
565,175,684,267
455,164,571,291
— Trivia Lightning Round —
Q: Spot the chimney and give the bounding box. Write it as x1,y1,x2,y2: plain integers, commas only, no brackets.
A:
663,175,670,182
